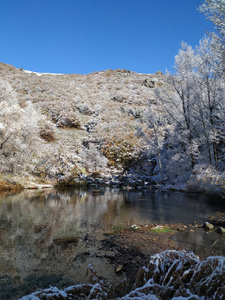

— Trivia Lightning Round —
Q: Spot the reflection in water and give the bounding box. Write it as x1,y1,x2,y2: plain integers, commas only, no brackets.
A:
0,187,225,298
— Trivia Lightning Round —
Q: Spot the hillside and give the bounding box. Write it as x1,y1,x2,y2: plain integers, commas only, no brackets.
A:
0,62,168,188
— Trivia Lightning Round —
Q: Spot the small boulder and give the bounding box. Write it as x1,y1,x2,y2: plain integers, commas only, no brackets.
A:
216,227,225,234
203,222,214,231
177,227,185,232
142,78,155,88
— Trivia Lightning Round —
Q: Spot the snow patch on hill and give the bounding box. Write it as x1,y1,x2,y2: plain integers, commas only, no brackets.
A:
23,70,63,76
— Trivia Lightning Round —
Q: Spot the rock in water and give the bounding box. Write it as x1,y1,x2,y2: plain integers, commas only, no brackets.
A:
216,227,225,234
203,222,214,231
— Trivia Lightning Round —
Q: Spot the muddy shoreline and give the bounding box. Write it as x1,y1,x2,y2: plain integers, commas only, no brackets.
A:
98,222,225,286
99,224,181,286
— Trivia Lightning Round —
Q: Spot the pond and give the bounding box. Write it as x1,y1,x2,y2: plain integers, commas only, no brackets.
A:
0,187,225,299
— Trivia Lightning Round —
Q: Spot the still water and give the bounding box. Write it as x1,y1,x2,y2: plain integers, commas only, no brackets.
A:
0,187,225,298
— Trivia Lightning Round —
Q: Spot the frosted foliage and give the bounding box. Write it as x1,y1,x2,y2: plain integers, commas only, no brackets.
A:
0,78,17,105
0,101,23,147
200,0,225,38
200,1,225,80
82,145,108,172
20,250,225,300
0,123,5,131
0,100,39,173
186,164,225,194
0,102,24,173
124,250,225,299
21,101,41,144
142,33,225,186
0,97,52,174
175,42,197,77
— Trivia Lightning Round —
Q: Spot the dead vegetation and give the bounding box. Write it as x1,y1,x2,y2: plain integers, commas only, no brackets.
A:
21,250,225,299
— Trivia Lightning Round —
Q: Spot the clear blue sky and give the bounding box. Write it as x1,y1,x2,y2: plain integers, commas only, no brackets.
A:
0,0,214,74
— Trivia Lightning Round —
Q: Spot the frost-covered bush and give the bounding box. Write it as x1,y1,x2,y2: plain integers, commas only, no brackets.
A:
46,101,81,128
186,164,224,196
39,124,55,142
126,250,225,299
81,144,108,173
33,145,83,181
20,250,225,300
0,78,57,175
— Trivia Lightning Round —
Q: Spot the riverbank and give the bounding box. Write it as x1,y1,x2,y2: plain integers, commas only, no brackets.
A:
0,175,23,192
0,166,224,199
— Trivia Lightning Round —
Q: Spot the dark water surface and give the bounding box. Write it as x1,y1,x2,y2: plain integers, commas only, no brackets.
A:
0,187,225,298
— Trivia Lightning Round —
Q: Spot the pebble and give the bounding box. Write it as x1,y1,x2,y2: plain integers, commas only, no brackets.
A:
177,227,185,232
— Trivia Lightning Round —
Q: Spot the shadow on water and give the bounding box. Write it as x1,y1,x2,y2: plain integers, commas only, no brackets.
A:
0,187,225,298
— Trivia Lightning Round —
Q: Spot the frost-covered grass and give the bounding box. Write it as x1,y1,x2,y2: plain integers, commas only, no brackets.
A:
186,164,225,197
19,250,225,300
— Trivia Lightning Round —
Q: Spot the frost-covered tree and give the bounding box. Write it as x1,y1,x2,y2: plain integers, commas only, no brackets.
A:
152,42,199,172
0,101,39,174
0,79,55,175
173,36,224,169
200,0,225,76
200,0,225,38
137,102,167,179
139,0,225,186
82,144,108,173
143,32,225,185
0,101,23,151
194,35,225,167
171,42,199,169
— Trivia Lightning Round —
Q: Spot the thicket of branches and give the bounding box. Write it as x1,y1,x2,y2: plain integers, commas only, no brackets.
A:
141,0,225,189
